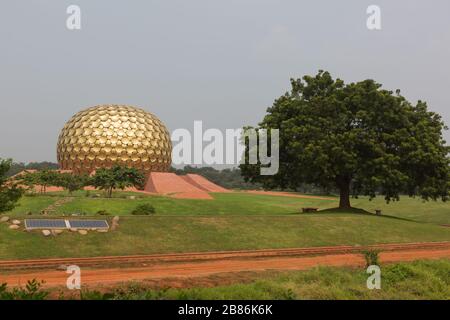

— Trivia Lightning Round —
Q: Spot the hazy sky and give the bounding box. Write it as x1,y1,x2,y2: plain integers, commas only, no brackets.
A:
1,0,449,163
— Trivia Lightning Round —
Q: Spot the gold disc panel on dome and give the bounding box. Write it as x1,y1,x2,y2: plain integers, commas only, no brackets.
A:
57,105,172,174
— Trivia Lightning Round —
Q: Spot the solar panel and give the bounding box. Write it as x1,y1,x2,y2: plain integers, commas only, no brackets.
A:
25,219,67,229
25,219,109,230
69,220,109,229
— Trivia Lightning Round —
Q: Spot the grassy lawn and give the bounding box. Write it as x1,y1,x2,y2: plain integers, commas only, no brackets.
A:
1,213,449,260
349,196,450,225
7,195,63,215
7,191,449,225
9,192,337,216
89,259,449,300
1,191,449,260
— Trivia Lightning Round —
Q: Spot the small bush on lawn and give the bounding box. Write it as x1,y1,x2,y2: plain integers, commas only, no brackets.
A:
96,210,110,216
131,204,156,215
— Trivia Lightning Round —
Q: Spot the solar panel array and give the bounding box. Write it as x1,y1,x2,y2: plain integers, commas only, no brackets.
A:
25,219,109,230
69,220,109,229
25,219,67,229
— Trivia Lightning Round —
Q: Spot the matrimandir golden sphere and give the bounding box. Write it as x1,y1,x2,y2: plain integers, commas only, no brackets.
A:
57,104,172,173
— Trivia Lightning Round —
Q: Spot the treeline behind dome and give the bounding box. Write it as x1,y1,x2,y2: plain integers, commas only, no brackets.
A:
6,162,60,177
6,161,327,193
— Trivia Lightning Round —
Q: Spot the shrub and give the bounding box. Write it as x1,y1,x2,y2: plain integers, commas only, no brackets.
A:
131,203,156,215
96,210,110,216
363,250,380,267
0,279,48,300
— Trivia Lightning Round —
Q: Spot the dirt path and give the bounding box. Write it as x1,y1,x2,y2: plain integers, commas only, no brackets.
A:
1,241,449,270
1,244,449,289
41,197,75,215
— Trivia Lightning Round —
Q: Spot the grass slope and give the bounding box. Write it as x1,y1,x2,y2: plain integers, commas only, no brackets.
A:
9,192,336,216
349,197,450,225
7,195,60,215
9,191,449,225
1,191,449,260
1,213,449,260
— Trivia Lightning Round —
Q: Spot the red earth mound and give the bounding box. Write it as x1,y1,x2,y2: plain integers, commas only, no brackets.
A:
143,172,213,199
181,174,231,193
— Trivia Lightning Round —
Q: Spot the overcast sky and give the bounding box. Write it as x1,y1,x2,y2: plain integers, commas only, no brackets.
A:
0,0,449,163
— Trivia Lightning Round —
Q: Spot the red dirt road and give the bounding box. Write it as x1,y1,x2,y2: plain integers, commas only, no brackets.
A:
1,243,449,289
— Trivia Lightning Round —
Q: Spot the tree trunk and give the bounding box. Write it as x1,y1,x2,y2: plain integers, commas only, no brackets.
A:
337,177,351,209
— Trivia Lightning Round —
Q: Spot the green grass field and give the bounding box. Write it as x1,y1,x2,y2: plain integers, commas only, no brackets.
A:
82,259,448,300
0,191,449,260
9,191,336,216
7,191,450,224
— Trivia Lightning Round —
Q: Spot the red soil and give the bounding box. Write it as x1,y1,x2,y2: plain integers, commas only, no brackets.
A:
144,172,213,199
181,174,231,193
1,242,449,289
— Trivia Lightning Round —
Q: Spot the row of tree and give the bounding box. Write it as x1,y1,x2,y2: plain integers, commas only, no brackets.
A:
16,166,145,198
0,158,147,214
20,170,87,194
7,161,266,190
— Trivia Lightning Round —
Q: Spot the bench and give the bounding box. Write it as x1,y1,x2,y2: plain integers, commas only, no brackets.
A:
302,207,318,213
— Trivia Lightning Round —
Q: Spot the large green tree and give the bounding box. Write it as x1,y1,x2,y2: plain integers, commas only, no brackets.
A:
91,166,145,198
240,71,450,208
0,159,23,213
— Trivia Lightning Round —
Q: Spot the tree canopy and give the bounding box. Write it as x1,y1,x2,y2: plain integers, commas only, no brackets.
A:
0,159,23,213
55,173,88,194
91,166,146,197
20,170,60,193
240,71,450,208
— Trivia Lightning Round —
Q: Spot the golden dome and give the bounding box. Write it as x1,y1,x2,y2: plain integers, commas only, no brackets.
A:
57,104,172,173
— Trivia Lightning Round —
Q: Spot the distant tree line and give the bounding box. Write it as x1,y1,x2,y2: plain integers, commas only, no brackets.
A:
170,165,328,193
171,166,258,190
6,162,59,177
6,161,327,193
